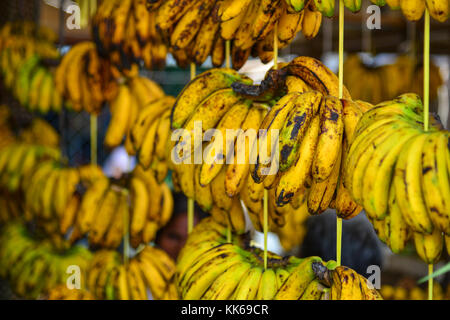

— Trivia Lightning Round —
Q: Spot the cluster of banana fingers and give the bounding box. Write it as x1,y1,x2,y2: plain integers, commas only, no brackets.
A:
104,75,165,149
92,0,168,73
344,54,443,105
382,0,449,23
343,93,450,263
0,222,92,299
0,143,61,194
0,192,22,224
22,160,105,237
232,57,368,221
176,217,382,300
72,166,173,250
87,246,178,300
18,118,60,149
55,41,119,115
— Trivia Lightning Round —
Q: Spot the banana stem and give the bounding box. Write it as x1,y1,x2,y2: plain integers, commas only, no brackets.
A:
90,115,97,166
428,264,433,300
336,0,345,268
225,40,231,69
263,189,269,270
424,9,430,132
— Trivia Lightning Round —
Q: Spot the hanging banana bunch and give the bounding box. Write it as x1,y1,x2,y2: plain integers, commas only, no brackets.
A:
54,41,119,115
344,93,449,263
176,217,383,300
86,245,178,300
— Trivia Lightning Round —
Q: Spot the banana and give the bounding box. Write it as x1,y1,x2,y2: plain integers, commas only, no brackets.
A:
200,100,250,186
138,255,167,300
103,191,127,249
202,261,252,300
211,166,234,211
251,0,283,42
105,84,132,148
170,0,215,50
130,177,150,237
130,96,174,151
385,186,410,254
413,228,444,265
288,0,308,12
128,259,148,300
155,0,197,31
287,56,352,100
171,69,251,129
426,0,449,22
274,257,322,300
313,0,335,17
252,92,301,184
300,279,325,300
27,67,47,110
344,0,362,12
301,4,322,40
211,36,226,68
78,177,110,234
140,246,176,282
194,164,214,212
394,134,434,234
130,76,165,109
233,266,263,300
330,266,364,300
279,91,322,172
234,0,261,49
255,268,278,300
225,106,265,197
276,115,321,207
37,71,54,114
400,0,426,21
218,0,252,21
362,126,421,220
278,6,304,43
89,189,120,246
192,12,220,66
386,0,401,10
138,115,160,169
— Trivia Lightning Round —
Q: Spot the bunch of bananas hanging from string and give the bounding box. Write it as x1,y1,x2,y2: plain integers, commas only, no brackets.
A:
285,0,449,22
86,246,178,300
344,54,443,105
0,22,65,114
69,165,174,250
381,282,449,300
343,93,450,265
176,217,383,300
0,222,92,299
165,57,374,237
91,0,323,71
92,0,168,72
55,41,119,115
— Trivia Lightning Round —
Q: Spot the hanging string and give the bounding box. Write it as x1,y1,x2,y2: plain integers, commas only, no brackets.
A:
423,8,432,301
336,0,345,267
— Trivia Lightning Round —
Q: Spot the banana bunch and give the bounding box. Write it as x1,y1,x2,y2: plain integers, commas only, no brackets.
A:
55,41,118,114
177,217,383,300
22,160,105,237
0,143,61,194
87,246,178,300
344,54,443,105
92,0,168,73
73,166,173,249
19,118,60,148
344,93,449,262
47,285,96,300
104,75,165,150
232,57,365,221
0,222,92,299
380,282,447,300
